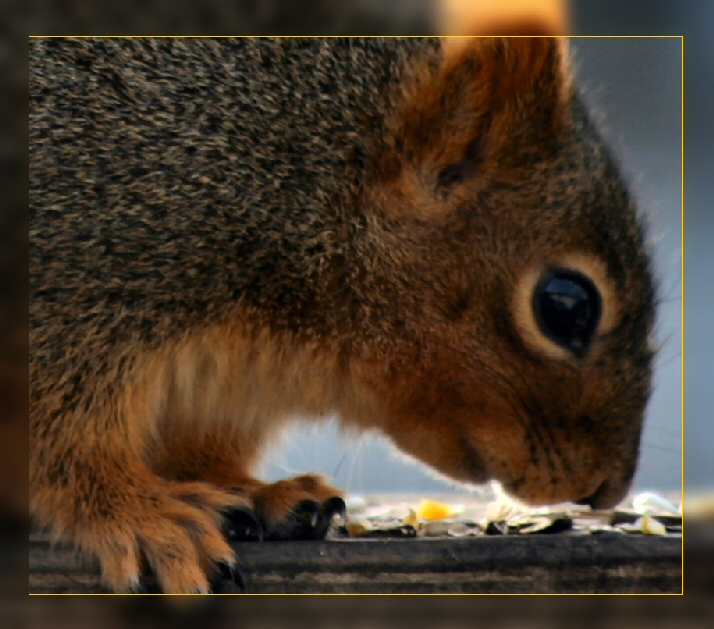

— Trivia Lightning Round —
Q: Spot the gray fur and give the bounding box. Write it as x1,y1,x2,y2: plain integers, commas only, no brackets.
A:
30,38,441,413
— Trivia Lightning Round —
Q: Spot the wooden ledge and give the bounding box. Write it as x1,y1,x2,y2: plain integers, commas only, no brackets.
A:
30,532,681,594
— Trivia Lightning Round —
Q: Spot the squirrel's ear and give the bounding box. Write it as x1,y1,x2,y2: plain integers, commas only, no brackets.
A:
439,36,571,117
396,37,572,174
375,36,572,192
434,0,572,154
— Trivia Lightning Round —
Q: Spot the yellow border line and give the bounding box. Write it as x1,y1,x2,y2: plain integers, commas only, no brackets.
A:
680,34,685,597
28,34,685,597
29,35,684,39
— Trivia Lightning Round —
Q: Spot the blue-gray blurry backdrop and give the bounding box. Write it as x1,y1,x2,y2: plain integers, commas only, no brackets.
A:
262,37,683,495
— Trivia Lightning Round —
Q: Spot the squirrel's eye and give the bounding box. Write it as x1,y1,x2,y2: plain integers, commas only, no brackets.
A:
532,269,602,357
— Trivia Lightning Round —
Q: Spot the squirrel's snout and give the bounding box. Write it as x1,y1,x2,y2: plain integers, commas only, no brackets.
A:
500,469,631,510
574,473,631,510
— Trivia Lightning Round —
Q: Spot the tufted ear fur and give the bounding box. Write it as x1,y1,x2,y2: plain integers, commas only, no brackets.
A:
376,37,572,196
438,36,572,148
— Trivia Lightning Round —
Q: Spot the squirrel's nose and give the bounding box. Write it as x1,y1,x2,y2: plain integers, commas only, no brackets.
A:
574,494,597,508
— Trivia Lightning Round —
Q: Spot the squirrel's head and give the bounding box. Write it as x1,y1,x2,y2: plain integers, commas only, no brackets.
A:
357,38,656,508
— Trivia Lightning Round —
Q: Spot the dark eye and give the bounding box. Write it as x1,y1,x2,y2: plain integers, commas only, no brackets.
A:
532,269,602,357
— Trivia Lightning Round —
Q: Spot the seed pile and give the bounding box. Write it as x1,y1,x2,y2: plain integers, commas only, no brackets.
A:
332,491,682,539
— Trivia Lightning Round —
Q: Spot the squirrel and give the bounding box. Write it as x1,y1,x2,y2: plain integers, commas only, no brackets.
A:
29,37,656,593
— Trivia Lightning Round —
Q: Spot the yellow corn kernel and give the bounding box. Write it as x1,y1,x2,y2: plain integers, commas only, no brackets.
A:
416,499,455,521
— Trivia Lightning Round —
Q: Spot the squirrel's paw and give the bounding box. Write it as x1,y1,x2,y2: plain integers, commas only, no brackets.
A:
80,480,250,593
250,474,345,541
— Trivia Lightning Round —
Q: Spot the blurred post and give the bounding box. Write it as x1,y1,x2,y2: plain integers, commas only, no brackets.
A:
437,0,570,35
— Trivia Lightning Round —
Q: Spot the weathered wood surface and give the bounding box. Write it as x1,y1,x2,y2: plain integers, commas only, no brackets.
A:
30,532,682,594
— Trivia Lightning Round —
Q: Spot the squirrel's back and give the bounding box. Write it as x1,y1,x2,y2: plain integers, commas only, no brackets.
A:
29,38,439,409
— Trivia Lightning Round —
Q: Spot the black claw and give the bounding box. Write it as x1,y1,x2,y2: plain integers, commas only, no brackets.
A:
130,575,161,594
129,576,148,594
296,499,321,514
308,496,347,540
296,499,323,539
209,562,248,594
323,496,347,520
265,499,319,541
262,496,348,542
224,506,263,541
295,499,321,527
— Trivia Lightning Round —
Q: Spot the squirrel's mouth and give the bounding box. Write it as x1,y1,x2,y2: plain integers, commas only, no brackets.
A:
574,475,629,510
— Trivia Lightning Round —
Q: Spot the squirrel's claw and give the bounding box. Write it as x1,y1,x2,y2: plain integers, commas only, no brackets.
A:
223,506,264,542
209,562,248,594
265,495,346,541
129,576,151,594
323,496,347,521
127,563,247,594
